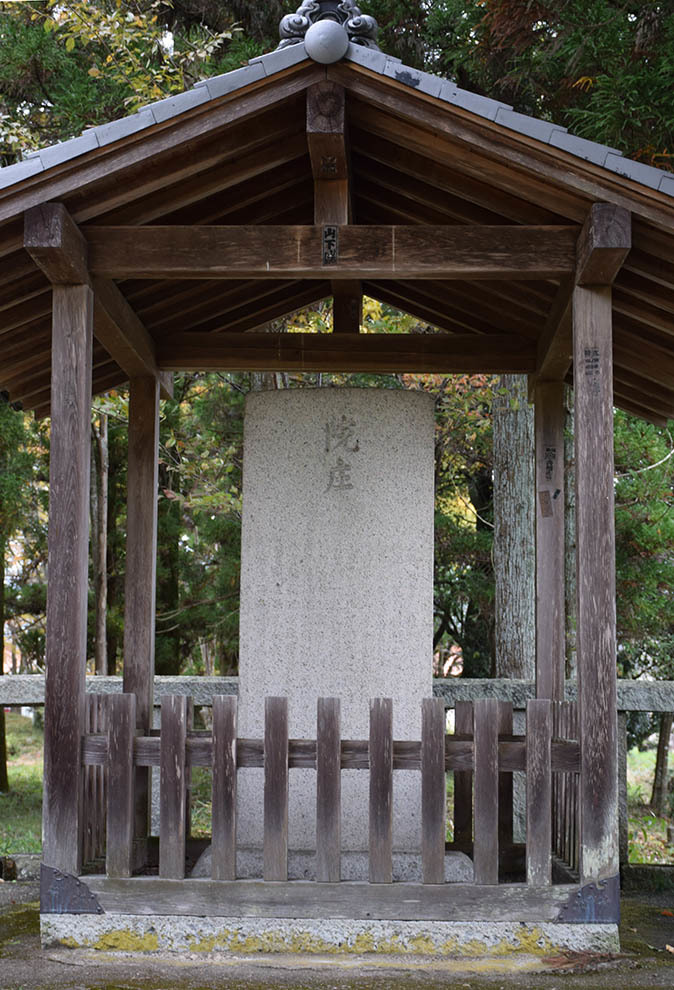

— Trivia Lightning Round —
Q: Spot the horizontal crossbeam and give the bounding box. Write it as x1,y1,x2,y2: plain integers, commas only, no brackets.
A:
81,732,580,773
84,224,578,280
157,331,536,374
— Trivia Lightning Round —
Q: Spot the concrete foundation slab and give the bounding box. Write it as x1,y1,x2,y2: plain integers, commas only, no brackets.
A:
40,913,620,958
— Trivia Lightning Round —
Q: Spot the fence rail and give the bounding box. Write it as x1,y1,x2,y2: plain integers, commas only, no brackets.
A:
6,675,668,872
81,693,580,888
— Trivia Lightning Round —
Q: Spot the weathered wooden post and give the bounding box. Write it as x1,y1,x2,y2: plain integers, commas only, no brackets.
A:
534,381,565,701
573,203,631,896
123,375,160,859
24,204,93,875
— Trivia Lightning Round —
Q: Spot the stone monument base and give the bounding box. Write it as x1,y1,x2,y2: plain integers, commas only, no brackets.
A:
41,913,620,959
190,846,474,883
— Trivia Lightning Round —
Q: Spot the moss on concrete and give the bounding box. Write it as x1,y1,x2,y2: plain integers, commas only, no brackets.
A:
0,902,39,957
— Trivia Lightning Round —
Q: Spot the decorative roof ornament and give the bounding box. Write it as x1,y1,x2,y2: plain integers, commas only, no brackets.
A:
278,1,379,53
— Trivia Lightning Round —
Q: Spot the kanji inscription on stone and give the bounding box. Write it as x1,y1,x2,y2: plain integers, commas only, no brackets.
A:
326,456,354,492
325,414,359,454
324,414,360,492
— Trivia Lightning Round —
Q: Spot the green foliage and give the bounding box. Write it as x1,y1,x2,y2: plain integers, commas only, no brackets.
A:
0,0,238,160
614,411,674,678
423,0,674,166
0,400,32,539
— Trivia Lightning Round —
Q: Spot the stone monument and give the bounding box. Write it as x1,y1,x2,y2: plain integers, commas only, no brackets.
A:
236,387,435,867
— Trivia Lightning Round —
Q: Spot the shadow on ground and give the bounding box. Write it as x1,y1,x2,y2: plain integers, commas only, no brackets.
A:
1,881,674,990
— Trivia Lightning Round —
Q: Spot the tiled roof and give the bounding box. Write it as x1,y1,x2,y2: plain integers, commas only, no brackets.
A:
1,41,672,197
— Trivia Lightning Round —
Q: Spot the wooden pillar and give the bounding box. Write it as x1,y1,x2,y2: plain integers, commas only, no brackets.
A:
24,205,93,875
574,281,618,885
42,284,94,873
572,204,630,892
534,381,565,700
123,376,160,847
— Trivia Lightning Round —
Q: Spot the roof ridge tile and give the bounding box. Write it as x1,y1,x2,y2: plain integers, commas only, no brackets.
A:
494,106,567,144
383,62,444,99
37,129,100,170
439,80,511,122
248,43,309,75
549,131,620,167
139,87,209,124
604,152,665,191
193,62,266,100
0,156,44,191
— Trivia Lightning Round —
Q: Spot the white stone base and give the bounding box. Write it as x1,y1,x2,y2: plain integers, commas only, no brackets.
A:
190,846,474,882
41,913,620,958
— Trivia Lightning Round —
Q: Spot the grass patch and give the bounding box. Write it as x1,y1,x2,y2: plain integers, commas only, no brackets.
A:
627,744,674,865
1,710,43,855
190,766,213,838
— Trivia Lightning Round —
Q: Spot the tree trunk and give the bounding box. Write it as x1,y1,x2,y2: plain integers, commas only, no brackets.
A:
0,536,9,792
199,638,215,677
492,374,535,679
651,713,673,817
91,414,109,675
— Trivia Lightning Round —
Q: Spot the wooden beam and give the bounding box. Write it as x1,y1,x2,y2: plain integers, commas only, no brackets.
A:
158,331,536,374
42,283,93,873
534,382,565,701
530,205,631,397
24,203,88,285
85,225,578,280
123,377,160,856
573,282,618,890
576,204,632,286
85,875,580,923
93,277,172,398
23,203,171,398
307,80,348,181
332,280,362,334
307,80,362,333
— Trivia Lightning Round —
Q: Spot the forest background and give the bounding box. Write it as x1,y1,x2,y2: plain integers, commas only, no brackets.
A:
0,0,673,809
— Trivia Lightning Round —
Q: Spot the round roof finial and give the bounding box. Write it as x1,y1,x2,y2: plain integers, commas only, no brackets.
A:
304,19,350,63
278,1,379,54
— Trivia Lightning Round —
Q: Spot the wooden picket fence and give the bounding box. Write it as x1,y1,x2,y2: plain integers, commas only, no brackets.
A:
81,695,580,886
552,701,579,873
82,693,108,865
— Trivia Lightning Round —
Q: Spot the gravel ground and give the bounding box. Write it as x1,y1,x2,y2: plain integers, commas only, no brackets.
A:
1,883,674,990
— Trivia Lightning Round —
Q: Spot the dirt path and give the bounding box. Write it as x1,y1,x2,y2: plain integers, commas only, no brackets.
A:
1,884,674,990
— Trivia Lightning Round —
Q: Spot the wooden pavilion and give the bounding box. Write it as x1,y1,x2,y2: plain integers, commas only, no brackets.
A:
1,2,674,949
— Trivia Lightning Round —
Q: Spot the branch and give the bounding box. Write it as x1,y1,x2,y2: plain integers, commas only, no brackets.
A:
615,436,674,479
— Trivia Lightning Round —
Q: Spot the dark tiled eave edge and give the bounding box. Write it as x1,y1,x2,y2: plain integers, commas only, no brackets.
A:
0,42,672,199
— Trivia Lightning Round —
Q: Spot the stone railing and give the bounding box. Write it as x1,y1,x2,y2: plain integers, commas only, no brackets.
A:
4,674,674,712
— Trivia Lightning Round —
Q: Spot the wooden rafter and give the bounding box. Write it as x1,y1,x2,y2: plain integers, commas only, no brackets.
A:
0,65,323,232
332,64,674,234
